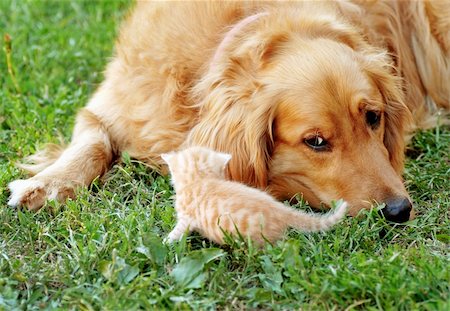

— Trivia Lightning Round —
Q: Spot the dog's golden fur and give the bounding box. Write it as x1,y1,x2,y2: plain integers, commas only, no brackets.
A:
9,1,449,218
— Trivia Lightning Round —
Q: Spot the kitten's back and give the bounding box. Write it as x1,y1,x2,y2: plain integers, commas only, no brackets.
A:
188,178,346,244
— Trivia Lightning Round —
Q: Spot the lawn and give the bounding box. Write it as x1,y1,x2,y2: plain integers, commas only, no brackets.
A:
1,1,449,310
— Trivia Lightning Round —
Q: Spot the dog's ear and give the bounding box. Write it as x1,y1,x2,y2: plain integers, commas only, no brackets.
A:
364,53,413,173
186,91,277,188
186,29,284,188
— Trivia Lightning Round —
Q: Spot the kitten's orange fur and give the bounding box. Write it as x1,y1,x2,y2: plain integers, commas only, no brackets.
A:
162,147,347,245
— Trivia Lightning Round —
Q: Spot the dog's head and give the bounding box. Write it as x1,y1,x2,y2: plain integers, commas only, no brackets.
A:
187,8,413,222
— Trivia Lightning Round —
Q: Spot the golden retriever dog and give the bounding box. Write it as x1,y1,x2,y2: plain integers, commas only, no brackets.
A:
8,1,449,223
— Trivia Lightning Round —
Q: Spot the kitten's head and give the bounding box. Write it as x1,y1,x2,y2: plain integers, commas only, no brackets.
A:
161,147,232,185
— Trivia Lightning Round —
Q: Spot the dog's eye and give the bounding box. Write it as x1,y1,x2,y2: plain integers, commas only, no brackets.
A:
304,135,329,151
366,110,381,129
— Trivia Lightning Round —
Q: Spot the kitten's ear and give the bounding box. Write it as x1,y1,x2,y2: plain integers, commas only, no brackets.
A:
161,153,174,165
217,152,232,166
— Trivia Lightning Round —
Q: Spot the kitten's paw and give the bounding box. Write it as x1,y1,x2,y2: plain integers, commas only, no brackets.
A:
163,236,173,244
164,231,184,244
8,178,75,210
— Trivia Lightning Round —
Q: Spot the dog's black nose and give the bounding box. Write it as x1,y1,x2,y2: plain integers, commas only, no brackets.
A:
382,197,412,223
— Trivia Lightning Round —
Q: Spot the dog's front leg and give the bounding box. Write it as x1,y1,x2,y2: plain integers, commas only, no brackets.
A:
8,108,114,210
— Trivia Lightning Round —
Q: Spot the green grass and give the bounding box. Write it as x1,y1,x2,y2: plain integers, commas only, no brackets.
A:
1,1,449,310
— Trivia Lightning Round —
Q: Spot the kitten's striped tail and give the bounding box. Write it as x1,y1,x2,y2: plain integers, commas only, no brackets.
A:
287,201,348,232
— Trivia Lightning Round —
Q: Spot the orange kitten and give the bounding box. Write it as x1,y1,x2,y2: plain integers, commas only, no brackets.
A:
161,147,347,245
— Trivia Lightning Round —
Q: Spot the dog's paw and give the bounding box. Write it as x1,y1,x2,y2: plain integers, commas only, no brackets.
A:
8,178,75,210
8,179,46,210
